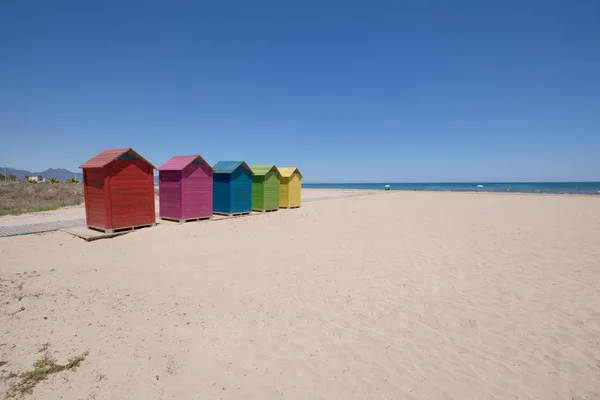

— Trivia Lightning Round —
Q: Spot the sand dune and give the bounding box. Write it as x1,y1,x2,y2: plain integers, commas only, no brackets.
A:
1,190,599,399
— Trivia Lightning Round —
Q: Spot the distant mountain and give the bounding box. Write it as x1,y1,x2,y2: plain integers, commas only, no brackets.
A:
2,167,83,181
2,167,31,180
39,168,83,181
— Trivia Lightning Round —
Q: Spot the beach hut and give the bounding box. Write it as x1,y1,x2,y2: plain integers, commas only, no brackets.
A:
250,165,281,212
79,148,156,233
158,155,214,223
212,161,253,216
278,167,302,208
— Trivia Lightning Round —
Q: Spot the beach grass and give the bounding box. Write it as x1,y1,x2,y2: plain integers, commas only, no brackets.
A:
0,182,84,217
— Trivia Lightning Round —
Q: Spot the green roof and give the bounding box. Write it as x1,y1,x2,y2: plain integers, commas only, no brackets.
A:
250,164,279,176
213,161,251,174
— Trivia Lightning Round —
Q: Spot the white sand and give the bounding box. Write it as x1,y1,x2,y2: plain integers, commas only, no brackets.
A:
0,188,372,225
1,189,599,399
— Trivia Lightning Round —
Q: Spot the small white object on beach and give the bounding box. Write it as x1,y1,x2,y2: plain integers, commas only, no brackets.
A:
384,185,390,191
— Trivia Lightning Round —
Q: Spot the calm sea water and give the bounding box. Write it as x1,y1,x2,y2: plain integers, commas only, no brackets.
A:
303,182,600,195
152,176,600,195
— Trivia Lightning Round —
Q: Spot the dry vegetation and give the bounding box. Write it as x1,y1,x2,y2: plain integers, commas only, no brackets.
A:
3,347,88,398
0,182,83,216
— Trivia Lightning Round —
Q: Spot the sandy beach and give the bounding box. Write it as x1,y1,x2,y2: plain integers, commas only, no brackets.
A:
1,188,599,399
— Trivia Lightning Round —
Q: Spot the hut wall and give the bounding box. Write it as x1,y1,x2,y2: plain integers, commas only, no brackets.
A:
231,167,252,213
251,175,265,210
182,163,212,219
83,168,107,228
107,160,155,229
279,177,290,207
289,173,302,207
263,170,280,210
213,173,232,213
159,170,182,219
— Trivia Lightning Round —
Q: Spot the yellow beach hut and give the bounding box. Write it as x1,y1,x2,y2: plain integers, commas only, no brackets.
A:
278,167,302,208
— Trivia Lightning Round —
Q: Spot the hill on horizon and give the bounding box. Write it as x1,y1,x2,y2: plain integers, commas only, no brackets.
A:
1,167,83,181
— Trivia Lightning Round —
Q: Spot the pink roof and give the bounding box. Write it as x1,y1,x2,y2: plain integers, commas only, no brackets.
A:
79,148,155,169
158,155,214,171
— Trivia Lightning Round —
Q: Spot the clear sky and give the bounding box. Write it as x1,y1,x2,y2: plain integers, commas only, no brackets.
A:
1,1,599,183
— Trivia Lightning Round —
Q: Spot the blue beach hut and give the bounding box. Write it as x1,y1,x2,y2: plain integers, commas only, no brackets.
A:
212,161,254,216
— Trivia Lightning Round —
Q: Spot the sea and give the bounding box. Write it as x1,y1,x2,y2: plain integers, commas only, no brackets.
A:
302,182,600,195
152,176,600,195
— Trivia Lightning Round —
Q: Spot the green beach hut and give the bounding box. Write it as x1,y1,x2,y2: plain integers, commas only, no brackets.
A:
250,165,281,212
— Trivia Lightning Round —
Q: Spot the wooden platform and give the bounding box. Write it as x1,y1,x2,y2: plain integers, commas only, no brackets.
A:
253,208,279,213
61,226,131,241
63,223,156,241
213,211,252,217
160,216,212,224
0,219,85,238
88,223,157,234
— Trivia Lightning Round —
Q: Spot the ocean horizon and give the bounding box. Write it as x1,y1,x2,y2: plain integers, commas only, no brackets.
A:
152,177,600,195
301,182,600,195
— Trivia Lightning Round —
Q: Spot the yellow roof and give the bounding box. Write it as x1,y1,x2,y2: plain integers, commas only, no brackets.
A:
277,167,302,178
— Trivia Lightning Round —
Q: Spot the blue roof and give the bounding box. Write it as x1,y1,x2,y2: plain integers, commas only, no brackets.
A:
213,161,251,174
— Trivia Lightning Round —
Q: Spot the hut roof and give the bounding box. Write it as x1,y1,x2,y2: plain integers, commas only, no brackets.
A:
158,155,214,172
277,167,302,179
79,148,155,169
250,165,280,177
213,161,251,174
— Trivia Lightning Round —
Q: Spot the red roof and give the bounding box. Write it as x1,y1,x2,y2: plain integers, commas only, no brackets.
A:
79,148,155,169
158,155,214,171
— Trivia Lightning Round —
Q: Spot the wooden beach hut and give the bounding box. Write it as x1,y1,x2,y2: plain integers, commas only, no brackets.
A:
79,148,156,233
278,167,302,208
158,155,214,223
212,161,253,216
250,165,281,212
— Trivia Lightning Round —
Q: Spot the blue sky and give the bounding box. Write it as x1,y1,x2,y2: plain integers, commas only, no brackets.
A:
1,0,599,183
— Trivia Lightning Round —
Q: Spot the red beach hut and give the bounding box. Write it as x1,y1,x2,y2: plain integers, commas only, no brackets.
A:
79,148,156,233
158,155,214,223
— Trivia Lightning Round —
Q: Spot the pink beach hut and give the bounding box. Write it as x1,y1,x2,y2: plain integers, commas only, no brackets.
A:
158,155,214,223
